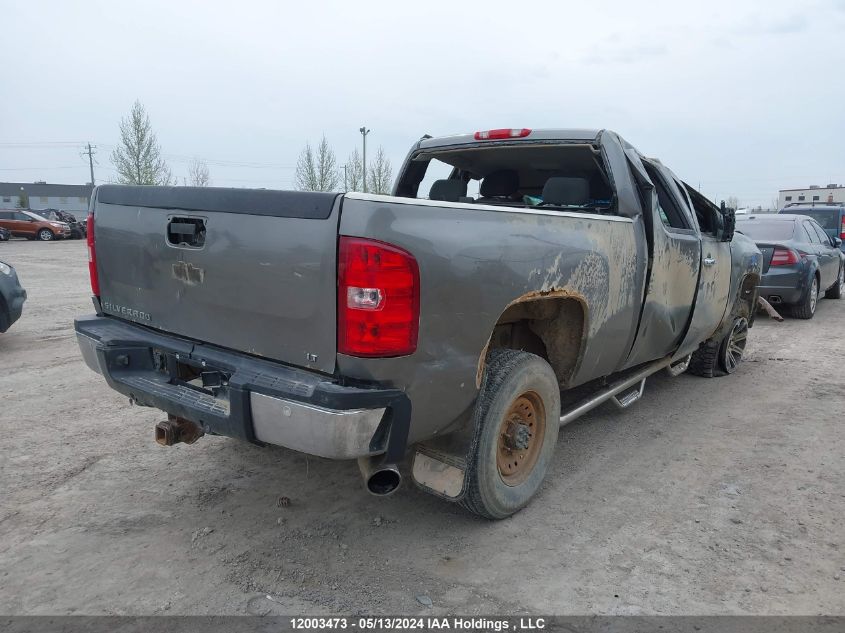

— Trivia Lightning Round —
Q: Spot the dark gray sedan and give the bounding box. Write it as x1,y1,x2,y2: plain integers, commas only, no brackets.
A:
0,259,26,333
737,214,844,319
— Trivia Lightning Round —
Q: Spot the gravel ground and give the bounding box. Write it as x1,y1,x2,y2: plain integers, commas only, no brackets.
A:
1,239,843,615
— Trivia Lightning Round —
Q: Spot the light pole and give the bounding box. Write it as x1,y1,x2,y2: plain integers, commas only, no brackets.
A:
359,126,370,193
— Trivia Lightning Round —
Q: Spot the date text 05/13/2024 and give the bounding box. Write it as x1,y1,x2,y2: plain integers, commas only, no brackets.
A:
289,617,547,631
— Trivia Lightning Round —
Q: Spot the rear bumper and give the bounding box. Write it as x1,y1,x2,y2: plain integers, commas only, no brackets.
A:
75,315,410,460
758,267,807,304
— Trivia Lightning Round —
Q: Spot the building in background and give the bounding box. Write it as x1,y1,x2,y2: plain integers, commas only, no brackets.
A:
778,184,844,209
0,181,94,213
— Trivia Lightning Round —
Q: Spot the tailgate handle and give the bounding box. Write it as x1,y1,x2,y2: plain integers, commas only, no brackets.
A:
167,217,206,248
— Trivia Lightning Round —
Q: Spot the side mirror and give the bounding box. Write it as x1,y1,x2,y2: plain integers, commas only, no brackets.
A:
833,237,843,248
720,207,736,242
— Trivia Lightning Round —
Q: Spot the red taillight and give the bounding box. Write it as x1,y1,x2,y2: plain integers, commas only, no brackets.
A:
840,216,845,240
770,247,800,266
86,212,99,296
474,128,531,140
338,236,419,357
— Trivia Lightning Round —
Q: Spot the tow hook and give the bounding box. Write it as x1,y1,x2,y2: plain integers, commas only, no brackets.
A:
155,415,204,446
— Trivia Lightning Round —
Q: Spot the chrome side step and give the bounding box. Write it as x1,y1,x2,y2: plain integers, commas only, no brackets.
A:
611,378,646,409
559,356,673,426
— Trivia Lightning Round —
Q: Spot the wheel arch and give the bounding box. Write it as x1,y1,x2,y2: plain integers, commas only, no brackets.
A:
477,292,589,389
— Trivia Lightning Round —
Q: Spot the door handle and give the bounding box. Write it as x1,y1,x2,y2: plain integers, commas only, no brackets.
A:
703,256,716,266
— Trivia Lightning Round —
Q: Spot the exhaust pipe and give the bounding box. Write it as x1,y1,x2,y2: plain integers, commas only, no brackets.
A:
357,456,402,496
155,415,204,446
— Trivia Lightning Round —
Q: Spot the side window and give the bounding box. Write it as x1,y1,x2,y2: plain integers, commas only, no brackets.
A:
802,222,820,244
683,184,721,237
644,164,689,229
14,212,30,221
0,211,12,220
810,221,831,245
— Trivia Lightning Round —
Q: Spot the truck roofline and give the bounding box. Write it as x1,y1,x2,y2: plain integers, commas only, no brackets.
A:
418,128,603,150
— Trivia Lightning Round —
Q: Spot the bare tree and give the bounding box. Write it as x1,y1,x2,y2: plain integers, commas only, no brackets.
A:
295,135,340,192
315,136,340,191
111,100,172,185
295,143,318,191
366,146,393,195
725,196,739,210
345,148,364,192
187,158,211,187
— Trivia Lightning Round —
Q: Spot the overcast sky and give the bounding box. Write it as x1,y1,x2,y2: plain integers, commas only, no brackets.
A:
2,0,843,207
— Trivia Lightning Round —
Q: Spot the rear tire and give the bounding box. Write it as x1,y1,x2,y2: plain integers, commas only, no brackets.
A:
688,338,720,378
460,349,561,520
789,275,818,319
37,228,55,241
825,266,843,299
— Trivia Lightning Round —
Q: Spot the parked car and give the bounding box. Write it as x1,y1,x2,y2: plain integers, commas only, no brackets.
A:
0,227,10,242
75,128,762,519
780,203,845,252
39,209,86,239
0,210,71,241
737,214,844,318
0,259,26,333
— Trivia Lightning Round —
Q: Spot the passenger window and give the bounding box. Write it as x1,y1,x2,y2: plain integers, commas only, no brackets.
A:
644,164,689,230
683,184,721,237
802,223,820,244
810,221,831,245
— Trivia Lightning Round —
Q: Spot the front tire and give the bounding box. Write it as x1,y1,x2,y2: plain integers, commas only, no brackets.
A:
689,317,749,377
718,317,748,374
825,266,843,300
37,228,55,241
460,349,561,520
790,275,818,319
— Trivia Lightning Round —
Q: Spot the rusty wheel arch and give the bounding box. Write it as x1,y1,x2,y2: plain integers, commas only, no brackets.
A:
477,291,589,389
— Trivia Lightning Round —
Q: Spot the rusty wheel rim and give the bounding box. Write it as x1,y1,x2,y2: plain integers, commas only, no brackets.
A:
496,391,546,486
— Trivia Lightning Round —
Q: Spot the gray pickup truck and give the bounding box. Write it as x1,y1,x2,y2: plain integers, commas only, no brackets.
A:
75,128,762,518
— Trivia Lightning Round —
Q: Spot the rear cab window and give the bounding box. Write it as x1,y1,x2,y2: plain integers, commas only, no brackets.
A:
396,140,617,214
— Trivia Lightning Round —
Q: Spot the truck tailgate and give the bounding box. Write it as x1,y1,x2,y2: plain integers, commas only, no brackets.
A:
93,186,341,374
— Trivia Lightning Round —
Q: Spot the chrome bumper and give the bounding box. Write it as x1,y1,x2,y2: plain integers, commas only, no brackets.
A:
250,393,385,459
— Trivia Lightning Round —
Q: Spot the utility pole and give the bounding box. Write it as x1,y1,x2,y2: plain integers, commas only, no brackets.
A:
359,127,370,193
340,163,348,192
82,143,97,184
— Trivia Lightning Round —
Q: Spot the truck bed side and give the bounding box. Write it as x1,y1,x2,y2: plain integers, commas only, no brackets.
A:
337,193,647,443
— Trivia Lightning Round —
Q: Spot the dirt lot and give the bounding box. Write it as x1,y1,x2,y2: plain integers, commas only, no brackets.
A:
1,239,843,616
